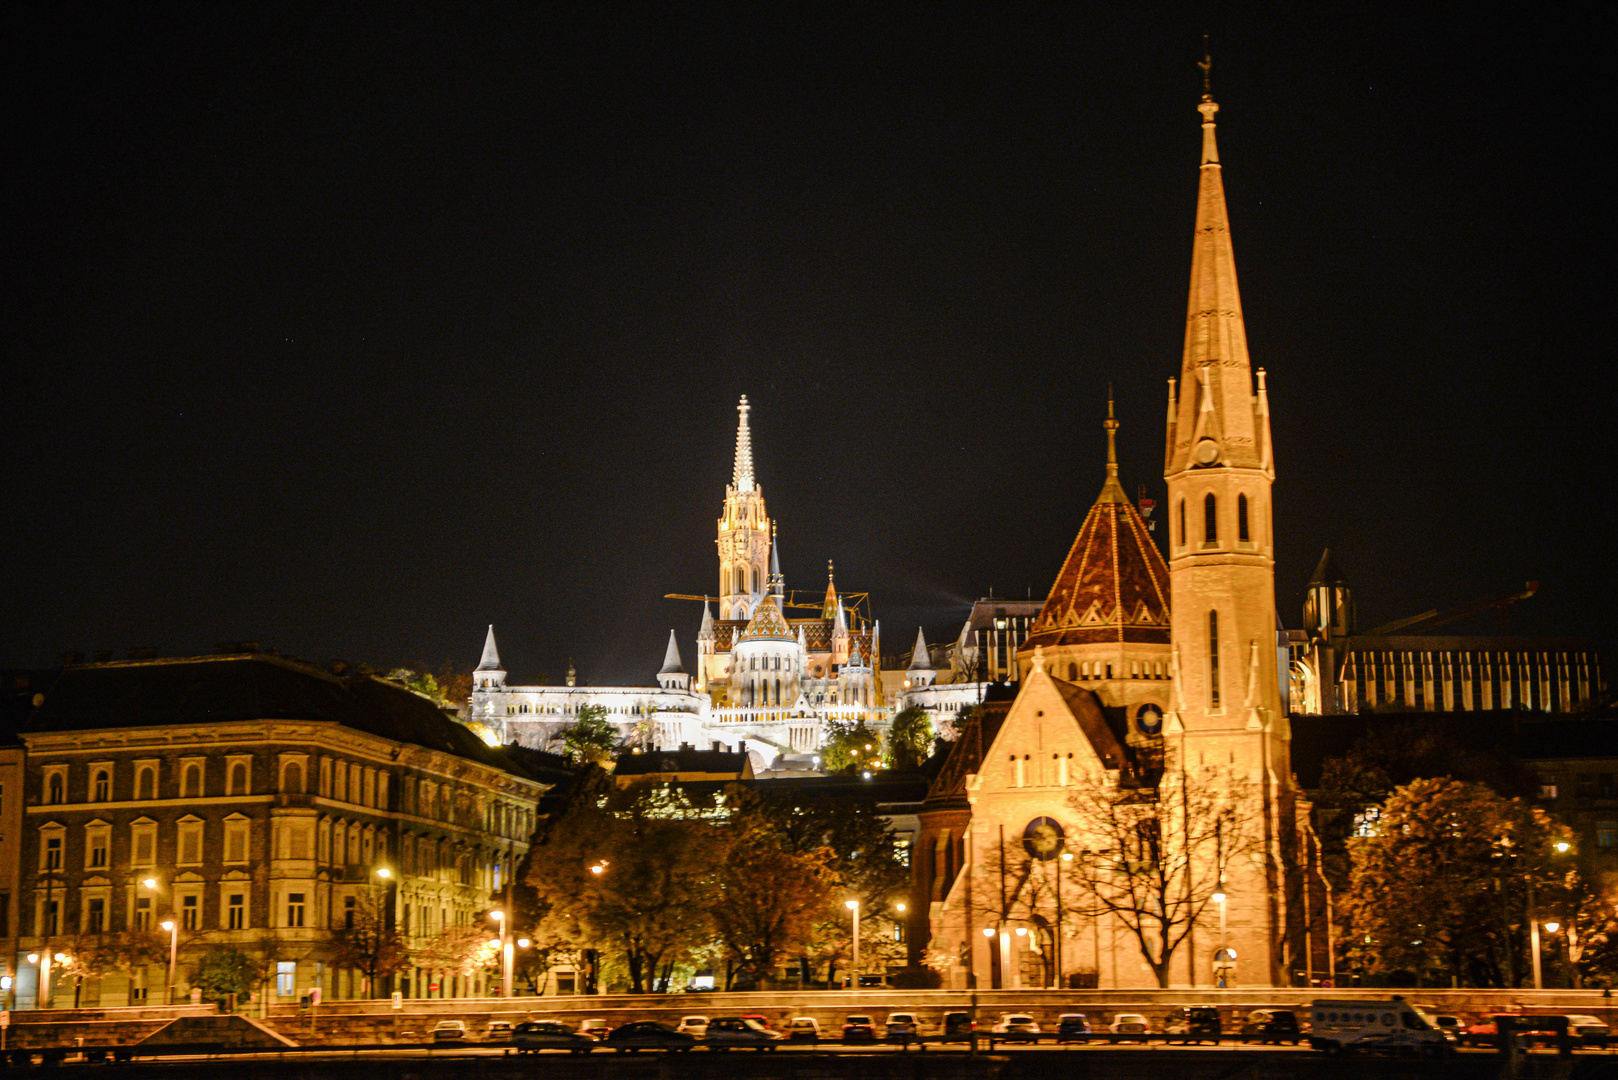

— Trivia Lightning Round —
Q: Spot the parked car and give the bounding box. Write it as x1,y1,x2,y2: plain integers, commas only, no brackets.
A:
1056,1014,1093,1043
1164,1006,1222,1044
843,1015,878,1043
431,1020,468,1043
1107,1014,1152,1043
604,1021,696,1052
941,1011,976,1043
788,1017,821,1043
513,1021,598,1054
1241,1009,1302,1045
884,1010,933,1045
578,1018,612,1040
1566,1015,1611,1049
705,1017,783,1051
675,1016,710,1038
1425,1014,1462,1043
739,1014,778,1032
485,1020,515,1041
990,1013,1041,1043
1308,998,1448,1057
1459,1019,1498,1048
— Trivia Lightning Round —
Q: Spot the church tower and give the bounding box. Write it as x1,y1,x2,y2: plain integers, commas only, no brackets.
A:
1162,74,1293,986
717,396,772,621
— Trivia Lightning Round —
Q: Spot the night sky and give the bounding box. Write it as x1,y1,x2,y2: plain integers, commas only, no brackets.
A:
4,5,1612,685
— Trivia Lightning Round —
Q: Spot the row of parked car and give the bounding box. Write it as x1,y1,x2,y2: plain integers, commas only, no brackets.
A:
426,1007,1315,1051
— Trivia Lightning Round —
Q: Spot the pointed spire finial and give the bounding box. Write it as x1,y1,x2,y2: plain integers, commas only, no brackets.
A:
1197,39,1220,163
1199,35,1212,98
1097,389,1127,504
732,395,756,493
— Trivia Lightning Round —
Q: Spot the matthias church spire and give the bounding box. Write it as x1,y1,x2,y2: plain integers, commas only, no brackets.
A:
733,395,756,493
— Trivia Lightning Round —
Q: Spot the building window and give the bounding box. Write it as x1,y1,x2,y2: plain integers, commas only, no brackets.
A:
43,898,59,936
228,893,246,930
134,896,152,930
130,974,147,1003
182,894,199,931
1237,493,1250,542
138,766,156,800
276,961,296,997
1597,821,1618,848
1208,610,1221,709
1177,498,1186,547
44,835,63,870
179,821,203,865
132,823,156,866
344,895,357,929
0,892,9,938
86,898,106,933
1203,493,1218,544
283,762,304,794
183,764,202,798
226,819,249,863
88,828,109,869
47,773,64,805
92,770,110,802
1540,784,1560,800
286,892,306,928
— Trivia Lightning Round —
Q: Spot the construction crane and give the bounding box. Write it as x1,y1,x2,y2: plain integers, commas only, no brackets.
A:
664,590,873,622
1363,581,1539,637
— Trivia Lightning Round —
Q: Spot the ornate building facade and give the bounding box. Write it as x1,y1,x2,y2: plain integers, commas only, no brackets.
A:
912,85,1315,990
469,397,889,767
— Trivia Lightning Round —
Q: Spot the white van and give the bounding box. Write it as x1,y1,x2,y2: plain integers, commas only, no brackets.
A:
1308,997,1449,1057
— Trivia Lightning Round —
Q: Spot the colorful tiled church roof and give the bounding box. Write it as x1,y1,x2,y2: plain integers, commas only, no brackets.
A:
1024,397,1171,650
736,594,795,643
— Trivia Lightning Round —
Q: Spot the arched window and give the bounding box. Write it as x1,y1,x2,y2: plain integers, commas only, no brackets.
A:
231,762,248,795
284,762,304,794
1208,610,1221,709
741,566,750,594
1068,663,1078,681
184,763,202,798
773,678,781,704
1177,499,1186,547
138,767,155,800
1204,493,1218,544
1238,493,1250,542
93,770,110,802
47,773,64,805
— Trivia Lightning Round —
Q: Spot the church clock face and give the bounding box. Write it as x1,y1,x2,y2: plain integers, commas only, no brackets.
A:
1193,437,1221,465
1136,703,1164,736
1021,816,1065,861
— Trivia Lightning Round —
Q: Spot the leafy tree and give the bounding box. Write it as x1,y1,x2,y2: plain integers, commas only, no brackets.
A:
709,833,832,988
189,945,257,1006
550,704,620,765
413,925,500,982
1345,777,1569,987
821,719,883,773
885,706,934,771
1057,763,1258,988
524,768,717,992
57,932,169,1007
329,894,411,997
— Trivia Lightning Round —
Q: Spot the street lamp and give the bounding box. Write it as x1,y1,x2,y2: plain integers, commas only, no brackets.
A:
26,953,45,1012
160,920,178,1004
1213,882,1230,987
491,909,513,999
845,900,860,988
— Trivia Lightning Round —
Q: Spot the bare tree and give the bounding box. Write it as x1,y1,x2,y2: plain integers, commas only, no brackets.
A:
329,893,410,998
1057,763,1258,988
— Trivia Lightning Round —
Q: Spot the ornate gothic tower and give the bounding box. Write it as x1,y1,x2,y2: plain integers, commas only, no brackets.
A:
718,396,772,621
1162,81,1293,986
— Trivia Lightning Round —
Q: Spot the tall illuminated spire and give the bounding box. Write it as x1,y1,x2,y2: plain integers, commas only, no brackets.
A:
1164,58,1268,477
732,395,756,493
1097,387,1127,504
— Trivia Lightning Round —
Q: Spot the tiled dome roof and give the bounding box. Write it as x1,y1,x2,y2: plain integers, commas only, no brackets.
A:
736,594,795,643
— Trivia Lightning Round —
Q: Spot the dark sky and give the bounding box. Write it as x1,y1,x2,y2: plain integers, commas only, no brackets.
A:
4,4,1613,685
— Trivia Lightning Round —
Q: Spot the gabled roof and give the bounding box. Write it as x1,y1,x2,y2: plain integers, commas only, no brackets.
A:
26,654,538,781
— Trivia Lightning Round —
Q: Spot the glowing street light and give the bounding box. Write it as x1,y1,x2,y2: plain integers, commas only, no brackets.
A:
160,919,178,1004
1544,921,1561,933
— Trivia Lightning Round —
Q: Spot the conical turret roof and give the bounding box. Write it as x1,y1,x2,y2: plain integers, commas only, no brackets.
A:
697,599,715,639
908,627,933,671
1309,548,1347,586
1025,406,1171,650
737,594,794,643
659,630,685,674
476,625,503,671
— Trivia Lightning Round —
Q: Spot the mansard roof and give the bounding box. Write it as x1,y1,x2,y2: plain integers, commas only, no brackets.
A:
1024,480,1171,650
26,654,539,781
736,594,794,643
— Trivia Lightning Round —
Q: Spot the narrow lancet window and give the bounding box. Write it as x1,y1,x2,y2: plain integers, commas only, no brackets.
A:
1204,493,1218,544
1209,610,1221,709
1238,493,1250,542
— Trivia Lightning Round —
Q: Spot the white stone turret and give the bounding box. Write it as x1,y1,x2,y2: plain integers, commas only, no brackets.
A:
475,625,506,690
907,626,936,689
658,630,691,691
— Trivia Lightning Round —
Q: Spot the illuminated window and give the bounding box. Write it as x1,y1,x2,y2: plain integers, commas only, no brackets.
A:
286,892,306,928
1238,494,1250,542
276,961,296,996
1208,610,1221,709
182,894,199,930
1204,494,1218,544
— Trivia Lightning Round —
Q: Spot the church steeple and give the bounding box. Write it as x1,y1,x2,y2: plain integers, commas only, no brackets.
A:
1164,72,1270,478
768,524,785,598
733,395,756,492
717,395,771,620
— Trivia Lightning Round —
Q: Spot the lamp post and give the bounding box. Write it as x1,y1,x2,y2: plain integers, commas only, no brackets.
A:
491,909,513,999
27,953,45,1012
160,920,178,1005
1212,882,1229,988
845,900,860,989
1530,840,1573,991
